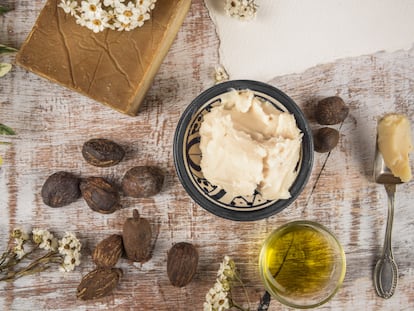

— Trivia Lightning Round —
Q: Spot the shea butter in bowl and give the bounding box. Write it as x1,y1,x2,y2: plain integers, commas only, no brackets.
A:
173,80,313,221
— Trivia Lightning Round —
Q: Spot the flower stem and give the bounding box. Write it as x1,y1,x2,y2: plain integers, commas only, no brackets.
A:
0,251,62,282
0,246,40,272
232,272,251,310
0,250,18,272
0,251,10,266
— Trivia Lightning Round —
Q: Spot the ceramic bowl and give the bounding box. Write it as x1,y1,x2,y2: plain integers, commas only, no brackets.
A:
173,80,313,221
258,221,346,308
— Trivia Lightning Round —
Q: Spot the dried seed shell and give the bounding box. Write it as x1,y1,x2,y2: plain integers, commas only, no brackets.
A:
82,138,125,167
122,209,152,262
313,127,340,153
315,96,349,125
77,268,123,300
41,171,81,207
121,166,164,198
80,177,121,214
92,234,124,268
167,242,198,287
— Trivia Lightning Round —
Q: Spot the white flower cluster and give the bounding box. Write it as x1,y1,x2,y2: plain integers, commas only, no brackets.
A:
10,228,81,272
214,66,229,84
11,228,29,259
58,232,82,272
203,256,235,311
58,0,157,33
32,228,58,251
224,0,257,21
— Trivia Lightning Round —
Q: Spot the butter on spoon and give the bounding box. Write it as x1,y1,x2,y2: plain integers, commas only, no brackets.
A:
377,113,413,182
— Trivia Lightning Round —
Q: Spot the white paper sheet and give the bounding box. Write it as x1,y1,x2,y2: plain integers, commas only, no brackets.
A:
204,0,414,81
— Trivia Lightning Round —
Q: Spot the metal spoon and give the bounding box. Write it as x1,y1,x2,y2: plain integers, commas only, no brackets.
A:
373,144,401,299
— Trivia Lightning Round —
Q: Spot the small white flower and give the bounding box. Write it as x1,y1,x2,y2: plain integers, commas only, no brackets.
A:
135,0,155,11
217,297,230,311
59,260,75,272
224,0,257,21
134,12,150,27
214,66,229,84
13,238,27,259
13,246,26,259
75,13,88,26
217,262,228,279
58,232,82,255
31,229,43,244
113,20,133,31
14,237,24,249
103,0,125,7
203,302,213,311
61,252,78,272
81,0,103,19
58,0,78,16
60,253,81,272
11,228,29,241
213,292,230,310
58,232,81,272
85,17,107,33
215,290,228,301
220,279,231,292
207,287,217,299
213,281,224,293
115,2,139,24
148,0,157,10
32,228,58,251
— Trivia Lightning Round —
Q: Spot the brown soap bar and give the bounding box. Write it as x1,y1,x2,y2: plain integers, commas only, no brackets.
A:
16,0,191,115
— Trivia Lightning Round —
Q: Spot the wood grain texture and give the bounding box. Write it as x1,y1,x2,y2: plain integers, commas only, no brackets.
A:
1,0,414,310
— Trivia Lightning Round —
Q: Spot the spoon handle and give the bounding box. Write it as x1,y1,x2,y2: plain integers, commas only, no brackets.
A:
374,183,398,298
383,184,396,255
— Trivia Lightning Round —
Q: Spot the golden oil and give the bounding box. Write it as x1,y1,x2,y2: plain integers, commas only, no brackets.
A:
259,221,346,307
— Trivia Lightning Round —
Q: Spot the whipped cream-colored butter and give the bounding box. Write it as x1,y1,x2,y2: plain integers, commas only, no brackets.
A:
199,89,302,201
378,114,412,182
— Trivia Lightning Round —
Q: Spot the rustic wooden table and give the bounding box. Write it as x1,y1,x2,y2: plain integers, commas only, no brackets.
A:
1,0,413,310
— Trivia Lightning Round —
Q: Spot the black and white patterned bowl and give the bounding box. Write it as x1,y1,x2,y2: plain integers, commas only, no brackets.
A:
173,80,313,221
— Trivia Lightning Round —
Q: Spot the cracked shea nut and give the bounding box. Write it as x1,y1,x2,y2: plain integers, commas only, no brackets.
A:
121,166,164,198
315,96,349,125
313,127,340,153
122,209,152,263
82,138,125,167
80,177,121,214
77,268,123,300
92,234,124,268
41,171,81,207
167,242,199,287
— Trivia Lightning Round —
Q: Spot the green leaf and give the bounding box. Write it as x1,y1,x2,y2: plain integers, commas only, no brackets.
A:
0,6,12,15
0,44,18,55
0,124,16,136
0,63,12,77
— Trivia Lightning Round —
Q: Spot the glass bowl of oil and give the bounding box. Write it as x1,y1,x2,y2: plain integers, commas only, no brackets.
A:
259,221,346,308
